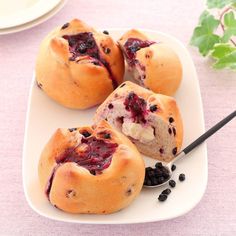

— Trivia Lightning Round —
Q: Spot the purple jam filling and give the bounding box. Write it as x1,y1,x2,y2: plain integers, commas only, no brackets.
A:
45,164,60,200
123,38,155,66
124,92,148,123
56,136,118,174
62,32,118,89
45,136,118,200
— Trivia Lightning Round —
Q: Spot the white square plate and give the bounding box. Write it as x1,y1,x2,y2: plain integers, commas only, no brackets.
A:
23,29,207,224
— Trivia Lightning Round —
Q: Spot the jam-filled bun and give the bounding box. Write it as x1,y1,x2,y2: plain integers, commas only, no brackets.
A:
38,120,145,214
94,82,183,162
118,29,182,96
36,19,124,109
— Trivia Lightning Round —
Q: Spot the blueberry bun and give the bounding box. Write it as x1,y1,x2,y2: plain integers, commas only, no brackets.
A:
118,29,182,96
36,19,124,109
38,120,145,214
94,82,183,162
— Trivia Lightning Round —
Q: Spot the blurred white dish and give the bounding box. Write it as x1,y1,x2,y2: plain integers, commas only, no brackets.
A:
0,0,61,29
0,0,67,35
23,29,207,224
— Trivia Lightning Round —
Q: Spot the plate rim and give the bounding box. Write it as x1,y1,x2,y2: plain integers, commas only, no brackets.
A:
0,0,61,29
22,28,208,224
0,0,67,35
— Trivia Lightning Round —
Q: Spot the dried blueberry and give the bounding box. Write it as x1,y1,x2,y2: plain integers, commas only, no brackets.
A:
90,170,96,175
146,179,152,186
172,127,176,136
37,81,43,89
116,116,124,124
103,30,109,35
172,147,177,155
104,48,111,54
179,173,185,181
108,103,114,109
148,170,155,178
155,162,163,168
169,117,174,123
77,43,87,53
66,189,76,198
127,92,135,101
152,178,158,186
158,194,168,202
68,128,77,132
81,131,91,137
104,133,111,139
159,148,164,154
92,61,100,66
171,164,176,171
146,167,153,172
168,128,172,135
61,22,69,29
162,188,171,195
150,104,157,112
86,39,94,48
169,180,176,188
157,177,165,184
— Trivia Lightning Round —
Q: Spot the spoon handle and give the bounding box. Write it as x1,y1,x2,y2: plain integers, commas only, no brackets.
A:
182,110,236,155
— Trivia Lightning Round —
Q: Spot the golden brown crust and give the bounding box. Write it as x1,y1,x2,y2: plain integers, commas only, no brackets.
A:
94,81,183,162
36,19,124,109
118,29,182,96
38,120,145,214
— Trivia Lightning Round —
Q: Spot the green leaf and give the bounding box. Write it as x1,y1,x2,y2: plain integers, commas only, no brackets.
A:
211,43,236,58
199,10,210,24
207,0,236,9
221,11,236,42
224,11,236,27
191,14,220,56
212,44,236,69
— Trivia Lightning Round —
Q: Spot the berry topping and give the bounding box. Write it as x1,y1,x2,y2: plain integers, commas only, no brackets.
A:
62,32,118,89
56,137,118,175
124,92,148,123
103,30,109,35
124,38,155,66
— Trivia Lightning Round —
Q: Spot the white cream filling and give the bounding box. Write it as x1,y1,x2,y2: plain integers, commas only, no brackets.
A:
122,121,155,143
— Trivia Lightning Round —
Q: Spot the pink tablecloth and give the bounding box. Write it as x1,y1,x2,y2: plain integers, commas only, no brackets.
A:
0,0,236,235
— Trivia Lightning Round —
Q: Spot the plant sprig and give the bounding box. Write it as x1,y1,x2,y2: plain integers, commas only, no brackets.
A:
190,0,236,70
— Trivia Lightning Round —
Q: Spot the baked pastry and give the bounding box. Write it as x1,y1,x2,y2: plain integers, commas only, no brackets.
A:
118,29,182,96
36,19,124,109
38,120,145,214
94,81,183,162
